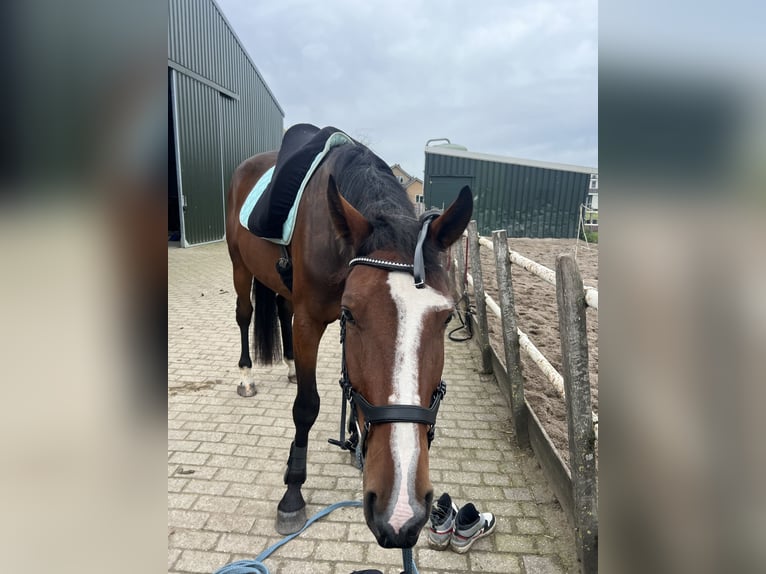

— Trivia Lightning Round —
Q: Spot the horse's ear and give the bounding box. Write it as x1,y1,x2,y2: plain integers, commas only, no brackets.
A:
327,174,372,250
428,186,473,249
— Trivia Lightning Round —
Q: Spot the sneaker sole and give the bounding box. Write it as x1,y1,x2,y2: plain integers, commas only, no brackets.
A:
449,521,497,554
427,531,452,550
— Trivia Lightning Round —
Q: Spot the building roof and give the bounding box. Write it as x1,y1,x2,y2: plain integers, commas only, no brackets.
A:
390,163,411,178
424,145,597,174
168,0,285,116
390,164,423,190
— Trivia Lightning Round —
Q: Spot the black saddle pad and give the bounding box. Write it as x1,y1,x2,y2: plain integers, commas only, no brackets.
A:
248,123,346,238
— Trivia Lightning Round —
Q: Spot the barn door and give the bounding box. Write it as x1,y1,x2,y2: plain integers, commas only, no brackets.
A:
427,176,474,211
172,71,224,245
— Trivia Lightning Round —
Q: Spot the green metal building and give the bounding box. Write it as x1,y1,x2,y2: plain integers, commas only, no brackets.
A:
168,0,284,246
424,144,597,238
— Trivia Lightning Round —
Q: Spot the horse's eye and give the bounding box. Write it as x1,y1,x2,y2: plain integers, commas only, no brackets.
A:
445,313,453,326
341,308,356,324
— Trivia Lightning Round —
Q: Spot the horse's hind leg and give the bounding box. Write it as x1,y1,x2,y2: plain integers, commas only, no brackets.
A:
276,295,296,383
233,264,257,397
277,314,325,534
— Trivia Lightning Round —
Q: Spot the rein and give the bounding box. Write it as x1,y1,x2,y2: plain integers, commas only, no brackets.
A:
328,211,447,468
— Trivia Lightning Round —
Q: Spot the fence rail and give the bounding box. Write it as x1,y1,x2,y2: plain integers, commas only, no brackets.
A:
467,238,598,428
450,226,599,573
477,236,599,310
465,272,567,399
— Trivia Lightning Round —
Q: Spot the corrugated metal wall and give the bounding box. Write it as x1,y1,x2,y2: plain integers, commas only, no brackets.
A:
173,72,223,244
219,72,283,208
168,0,283,245
424,151,592,238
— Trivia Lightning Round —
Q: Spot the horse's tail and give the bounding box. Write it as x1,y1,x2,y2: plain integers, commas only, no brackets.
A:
252,279,283,365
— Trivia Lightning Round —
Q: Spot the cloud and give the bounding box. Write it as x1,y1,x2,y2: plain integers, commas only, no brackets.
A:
217,0,597,176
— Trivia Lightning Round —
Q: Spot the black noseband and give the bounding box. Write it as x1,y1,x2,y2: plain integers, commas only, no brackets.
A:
353,388,444,428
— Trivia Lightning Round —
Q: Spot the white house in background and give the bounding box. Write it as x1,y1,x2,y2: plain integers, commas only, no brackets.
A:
587,173,598,210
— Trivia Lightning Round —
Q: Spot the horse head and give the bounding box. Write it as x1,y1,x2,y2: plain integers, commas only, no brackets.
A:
328,177,473,548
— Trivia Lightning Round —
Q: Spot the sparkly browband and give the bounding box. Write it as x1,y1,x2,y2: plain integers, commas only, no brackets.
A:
348,210,441,288
348,257,414,273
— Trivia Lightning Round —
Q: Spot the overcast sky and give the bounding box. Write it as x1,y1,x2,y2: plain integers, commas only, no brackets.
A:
217,0,597,178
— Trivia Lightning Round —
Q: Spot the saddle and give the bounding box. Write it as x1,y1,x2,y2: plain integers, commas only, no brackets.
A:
246,123,354,239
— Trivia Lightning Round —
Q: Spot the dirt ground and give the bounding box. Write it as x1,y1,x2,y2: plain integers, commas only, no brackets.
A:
470,238,599,466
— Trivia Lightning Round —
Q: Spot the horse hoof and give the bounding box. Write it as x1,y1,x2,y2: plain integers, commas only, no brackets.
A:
276,507,306,535
237,382,257,397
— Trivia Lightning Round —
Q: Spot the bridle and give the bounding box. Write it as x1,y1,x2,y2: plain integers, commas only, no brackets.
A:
328,211,448,469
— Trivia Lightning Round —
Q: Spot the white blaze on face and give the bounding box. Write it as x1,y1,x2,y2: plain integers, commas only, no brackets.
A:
385,272,452,534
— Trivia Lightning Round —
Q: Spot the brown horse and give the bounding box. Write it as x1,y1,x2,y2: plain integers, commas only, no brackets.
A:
225,149,295,398
226,141,472,548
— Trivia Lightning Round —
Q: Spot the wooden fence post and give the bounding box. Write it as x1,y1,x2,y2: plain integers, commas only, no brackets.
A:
556,254,598,574
467,221,492,374
453,235,468,310
492,230,528,448
455,235,466,295
447,242,458,301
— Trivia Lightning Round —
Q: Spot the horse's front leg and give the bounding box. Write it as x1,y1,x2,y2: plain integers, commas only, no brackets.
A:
276,315,326,534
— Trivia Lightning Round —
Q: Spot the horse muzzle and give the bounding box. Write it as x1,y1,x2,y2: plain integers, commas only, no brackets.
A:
364,490,433,548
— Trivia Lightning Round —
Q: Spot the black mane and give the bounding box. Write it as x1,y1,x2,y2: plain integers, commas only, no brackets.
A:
331,144,440,271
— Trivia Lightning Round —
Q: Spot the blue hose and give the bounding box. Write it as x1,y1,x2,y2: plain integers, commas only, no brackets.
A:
402,546,419,574
213,500,362,574
211,500,419,574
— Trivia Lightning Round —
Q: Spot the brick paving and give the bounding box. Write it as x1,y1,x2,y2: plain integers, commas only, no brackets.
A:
169,242,576,573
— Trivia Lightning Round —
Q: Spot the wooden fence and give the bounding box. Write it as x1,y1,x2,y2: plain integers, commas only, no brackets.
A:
450,222,599,574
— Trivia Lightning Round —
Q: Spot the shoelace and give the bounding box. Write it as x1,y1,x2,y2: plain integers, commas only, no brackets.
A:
430,506,452,527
